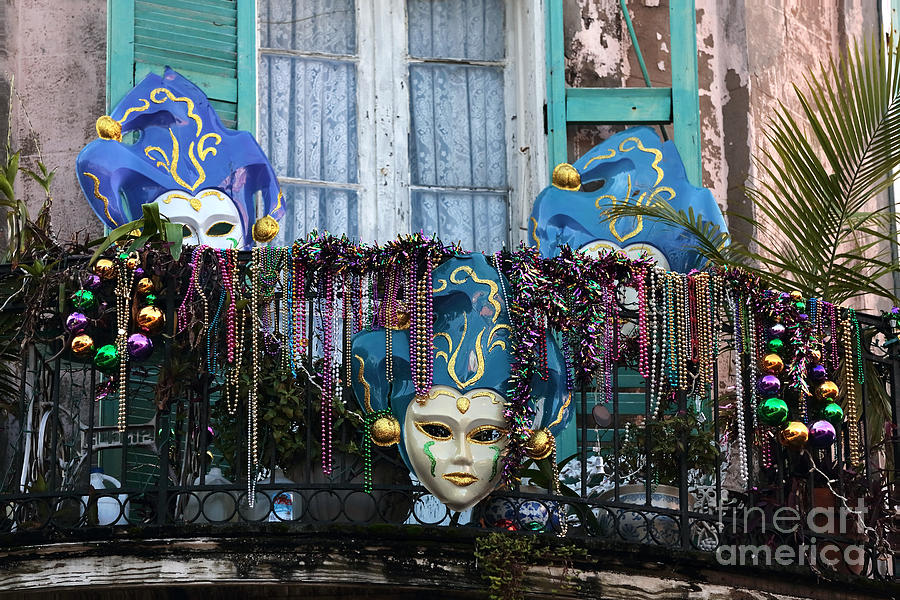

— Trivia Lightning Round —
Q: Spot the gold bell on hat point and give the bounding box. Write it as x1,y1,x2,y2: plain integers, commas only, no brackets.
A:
525,428,555,460
96,115,122,142
252,215,280,243
371,415,401,447
551,163,581,191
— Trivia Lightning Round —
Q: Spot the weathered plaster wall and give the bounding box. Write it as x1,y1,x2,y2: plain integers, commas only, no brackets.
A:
564,0,889,309
0,0,107,246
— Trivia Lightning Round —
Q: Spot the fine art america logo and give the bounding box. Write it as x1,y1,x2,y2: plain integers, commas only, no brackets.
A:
715,501,868,568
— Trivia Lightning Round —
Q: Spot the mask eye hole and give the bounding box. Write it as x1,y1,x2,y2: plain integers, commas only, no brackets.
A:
414,421,453,441
206,221,235,237
181,224,194,238
581,178,606,192
468,426,506,445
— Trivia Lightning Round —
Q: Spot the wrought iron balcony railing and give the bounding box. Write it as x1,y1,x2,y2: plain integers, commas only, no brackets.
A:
0,249,897,584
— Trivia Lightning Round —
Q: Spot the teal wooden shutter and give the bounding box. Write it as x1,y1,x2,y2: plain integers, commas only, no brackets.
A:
107,0,256,133
546,2,703,460
545,0,702,186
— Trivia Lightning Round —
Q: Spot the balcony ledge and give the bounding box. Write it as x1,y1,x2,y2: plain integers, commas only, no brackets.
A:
0,524,895,599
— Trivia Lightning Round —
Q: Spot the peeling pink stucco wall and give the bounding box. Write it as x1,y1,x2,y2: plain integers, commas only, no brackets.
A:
0,0,108,246
564,0,889,310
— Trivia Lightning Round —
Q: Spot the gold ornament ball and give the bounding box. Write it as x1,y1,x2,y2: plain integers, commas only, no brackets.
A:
71,333,95,357
96,115,122,142
252,216,280,243
525,428,555,460
93,258,117,281
125,256,140,270
371,415,401,447
815,380,839,401
551,163,581,191
136,277,155,295
136,305,165,334
808,349,822,365
779,421,809,448
760,353,784,375
790,290,803,301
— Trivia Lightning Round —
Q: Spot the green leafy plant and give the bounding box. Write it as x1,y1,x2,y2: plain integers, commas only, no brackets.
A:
616,405,719,488
211,354,364,478
474,532,585,600
90,202,184,264
603,36,900,306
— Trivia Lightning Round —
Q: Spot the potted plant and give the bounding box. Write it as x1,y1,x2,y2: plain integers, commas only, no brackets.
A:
596,403,719,546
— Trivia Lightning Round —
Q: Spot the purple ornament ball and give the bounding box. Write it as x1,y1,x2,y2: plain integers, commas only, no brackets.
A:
757,374,781,396
808,364,827,383
127,333,154,361
768,323,786,339
797,313,809,323
65,312,89,333
133,267,145,278
84,274,102,290
809,420,836,448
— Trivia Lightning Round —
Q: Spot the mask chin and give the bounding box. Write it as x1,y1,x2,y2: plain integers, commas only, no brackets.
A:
154,189,246,249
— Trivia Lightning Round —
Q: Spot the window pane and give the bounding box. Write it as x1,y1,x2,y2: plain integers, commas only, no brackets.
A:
408,0,504,60
258,55,358,184
409,64,506,189
411,190,508,252
258,0,356,55
275,184,359,243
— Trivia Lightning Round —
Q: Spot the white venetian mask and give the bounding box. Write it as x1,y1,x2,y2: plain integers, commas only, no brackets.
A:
404,385,508,512
154,189,245,249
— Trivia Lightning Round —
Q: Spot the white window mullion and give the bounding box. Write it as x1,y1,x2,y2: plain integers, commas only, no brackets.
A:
371,0,411,240
507,0,547,248
357,1,378,242
391,0,412,238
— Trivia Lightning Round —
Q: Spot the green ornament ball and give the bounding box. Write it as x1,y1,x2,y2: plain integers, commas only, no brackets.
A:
821,402,844,428
94,344,120,373
72,289,97,311
757,397,789,427
795,301,807,311
144,293,158,306
766,338,784,354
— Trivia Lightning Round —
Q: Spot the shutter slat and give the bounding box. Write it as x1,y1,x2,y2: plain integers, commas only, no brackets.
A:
110,0,254,139
135,62,237,103
134,19,237,47
136,51,234,80
135,0,237,22
135,36,237,65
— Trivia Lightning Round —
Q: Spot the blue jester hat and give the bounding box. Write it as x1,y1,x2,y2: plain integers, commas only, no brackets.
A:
529,126,727,273
76,67,283,248
350,254,573,471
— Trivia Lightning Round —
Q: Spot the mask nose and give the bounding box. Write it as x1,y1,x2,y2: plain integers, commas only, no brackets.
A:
450,435,474,468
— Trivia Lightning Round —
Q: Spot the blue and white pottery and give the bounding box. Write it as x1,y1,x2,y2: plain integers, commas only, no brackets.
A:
598,484,687,547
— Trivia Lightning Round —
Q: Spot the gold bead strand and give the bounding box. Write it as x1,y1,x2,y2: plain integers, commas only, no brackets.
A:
115,254,135,433
842,317,861,466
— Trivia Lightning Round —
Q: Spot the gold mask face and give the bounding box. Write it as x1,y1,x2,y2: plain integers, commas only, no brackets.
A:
404,385,507,511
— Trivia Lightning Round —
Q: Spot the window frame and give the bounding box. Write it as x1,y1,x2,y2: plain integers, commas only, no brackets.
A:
254,0,547,248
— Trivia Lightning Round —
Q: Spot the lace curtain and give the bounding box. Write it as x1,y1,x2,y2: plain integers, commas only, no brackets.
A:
257,0,508,251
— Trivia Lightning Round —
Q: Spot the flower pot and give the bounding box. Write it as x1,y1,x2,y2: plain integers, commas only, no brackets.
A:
598,484,689,547
478,486,566,533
